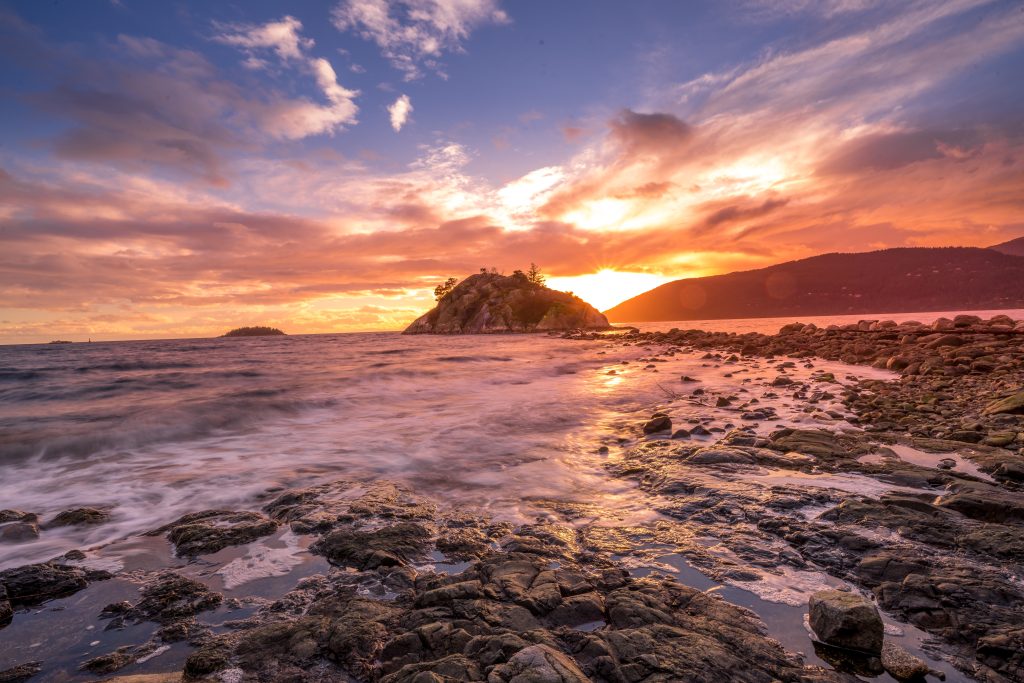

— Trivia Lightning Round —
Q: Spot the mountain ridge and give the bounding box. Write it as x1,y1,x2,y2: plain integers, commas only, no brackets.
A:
606,245,1024,322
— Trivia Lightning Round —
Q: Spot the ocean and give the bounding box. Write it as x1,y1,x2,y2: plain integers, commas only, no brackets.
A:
1,308,1018,570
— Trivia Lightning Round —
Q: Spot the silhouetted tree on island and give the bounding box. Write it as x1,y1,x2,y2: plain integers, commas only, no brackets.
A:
527,262,546,286
433,277,459,301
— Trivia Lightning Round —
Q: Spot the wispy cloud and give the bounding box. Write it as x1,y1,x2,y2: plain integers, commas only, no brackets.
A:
331,0,509,80
387,93,413,131
213,16,359,138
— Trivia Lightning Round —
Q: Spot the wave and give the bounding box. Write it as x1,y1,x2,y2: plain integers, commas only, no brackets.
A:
0,391,344,462
74,360,199,372
436,355,514,363
0,368,47,381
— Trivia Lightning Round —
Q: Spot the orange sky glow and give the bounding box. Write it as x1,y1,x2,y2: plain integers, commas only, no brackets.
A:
1,2,1023,343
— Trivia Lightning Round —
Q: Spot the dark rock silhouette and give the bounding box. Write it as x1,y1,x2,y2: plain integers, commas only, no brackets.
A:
989,235,1024,257
405,272,610,334
221,326,285,337
607,247,1024,322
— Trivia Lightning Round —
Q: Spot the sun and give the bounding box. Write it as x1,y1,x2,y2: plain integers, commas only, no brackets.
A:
546,269,671,312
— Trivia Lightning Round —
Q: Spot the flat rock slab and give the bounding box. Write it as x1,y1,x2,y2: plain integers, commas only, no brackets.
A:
148,510,278,556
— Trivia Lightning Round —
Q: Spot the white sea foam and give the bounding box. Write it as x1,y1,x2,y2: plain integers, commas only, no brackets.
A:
216,529,307,589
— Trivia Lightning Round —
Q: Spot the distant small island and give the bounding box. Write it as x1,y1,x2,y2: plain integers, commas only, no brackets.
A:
221,326,286,337
48,340,72,344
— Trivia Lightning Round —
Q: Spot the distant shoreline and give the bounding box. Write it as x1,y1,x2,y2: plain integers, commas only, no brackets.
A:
5,306,1024,346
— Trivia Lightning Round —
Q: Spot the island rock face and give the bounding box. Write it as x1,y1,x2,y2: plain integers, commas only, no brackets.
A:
404,272,611,334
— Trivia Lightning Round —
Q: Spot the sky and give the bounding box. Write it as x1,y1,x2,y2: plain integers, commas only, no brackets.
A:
1,0,1023,343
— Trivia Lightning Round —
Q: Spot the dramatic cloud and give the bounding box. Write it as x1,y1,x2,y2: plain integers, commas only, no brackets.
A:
213,15,312,62
388,93,413,131
2,1,1023,342
331,0,509,79
214,16,359,138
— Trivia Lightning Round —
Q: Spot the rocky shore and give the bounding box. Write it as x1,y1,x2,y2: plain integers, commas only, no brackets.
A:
2,313,1023,682
568,313,1024,681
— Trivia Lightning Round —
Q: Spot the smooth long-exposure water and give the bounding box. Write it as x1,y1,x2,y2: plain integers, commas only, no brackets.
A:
3,312,1010,681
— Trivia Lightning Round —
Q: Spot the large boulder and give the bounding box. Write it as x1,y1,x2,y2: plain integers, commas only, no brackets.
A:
404,272,610,334
808,590,884,654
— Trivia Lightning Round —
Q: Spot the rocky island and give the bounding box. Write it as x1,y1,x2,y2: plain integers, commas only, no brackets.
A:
404,270,611,334
220,326,286,338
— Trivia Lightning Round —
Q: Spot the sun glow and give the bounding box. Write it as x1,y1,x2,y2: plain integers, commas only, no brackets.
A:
546,269,671,312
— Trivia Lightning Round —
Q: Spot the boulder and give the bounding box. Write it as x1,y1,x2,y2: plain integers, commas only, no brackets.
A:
148,510,277,556
0,522,39,543
127,571,222,624
643,415,672,434
312,523,431,570
0,563,94,604
880,641,929,680
0,511,34,524
808,590,884,654
46,507,110,528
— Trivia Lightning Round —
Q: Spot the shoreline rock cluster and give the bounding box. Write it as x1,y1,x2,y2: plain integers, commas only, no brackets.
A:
567,313,1024,681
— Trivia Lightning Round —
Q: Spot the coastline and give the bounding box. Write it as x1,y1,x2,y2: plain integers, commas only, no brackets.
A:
1,315,1021,682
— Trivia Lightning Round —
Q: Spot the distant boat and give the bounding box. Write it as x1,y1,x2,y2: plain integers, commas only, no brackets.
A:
48,340,72,344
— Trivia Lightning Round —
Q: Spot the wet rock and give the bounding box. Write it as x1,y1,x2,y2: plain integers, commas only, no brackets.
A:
772,375,795,387
46,507,110,528
808,590,883,654
487,644,589,683
937,482,1024,523
0,511,35,524
880,641,929,681
128,572,222,624
0,661,41,682
81,646,136,674
148,510,278,556
925,334,964,349
769,429,852,459
642,415,671,434
313,522,431,570
184,638,232,679
0,585,12,626
946,429,983,444
983,431,1017,447
687,447,754,465
0,522,39,543
982,390,1024,416
810,641,884,678
0,563,98,605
